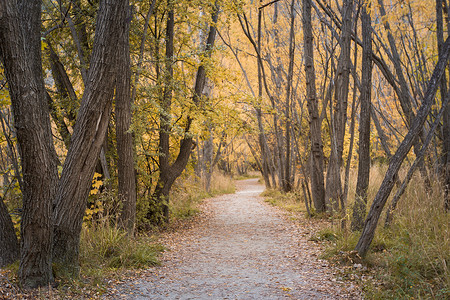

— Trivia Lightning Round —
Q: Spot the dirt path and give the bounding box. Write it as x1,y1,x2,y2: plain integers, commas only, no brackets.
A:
109,179,360,299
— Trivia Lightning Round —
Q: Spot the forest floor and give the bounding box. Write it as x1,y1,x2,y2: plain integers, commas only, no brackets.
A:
106,178,361,299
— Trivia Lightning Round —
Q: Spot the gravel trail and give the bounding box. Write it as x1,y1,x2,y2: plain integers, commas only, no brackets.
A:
110,178,360,299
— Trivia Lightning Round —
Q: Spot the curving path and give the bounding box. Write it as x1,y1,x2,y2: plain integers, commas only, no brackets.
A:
109,179,360,299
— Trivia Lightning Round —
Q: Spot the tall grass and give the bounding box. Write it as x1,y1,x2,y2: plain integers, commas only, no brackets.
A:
323,165,449,299
261,164,449,299
170,171,235,220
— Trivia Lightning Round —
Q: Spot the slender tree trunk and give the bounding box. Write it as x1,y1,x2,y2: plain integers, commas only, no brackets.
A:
385,93,450,226
202,127,214,193
147,3,220,224
0,197,19,267
355,36,450,257
351,3,372,231
0,0,59,288
283,0,295,193
325,0,353,212
53,0,128,275
303,0,326,212
371,107,393,159
377,0,431,191
257,6,272,189
116,5,136,234
437,0,450,210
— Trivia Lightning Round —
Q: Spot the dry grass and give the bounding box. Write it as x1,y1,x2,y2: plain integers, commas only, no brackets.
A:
170,171,235,221
260,164,449,299
325,165,449,299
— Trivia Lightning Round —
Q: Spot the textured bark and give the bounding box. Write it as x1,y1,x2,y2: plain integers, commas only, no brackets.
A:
47,43,77,149
351,4,372,231
303,0,325,212
0,197,19,267
53,0,128,275
325,0,353,211
0,0,59,288
116,5,136,234
437,0,450,210
355,36,450,257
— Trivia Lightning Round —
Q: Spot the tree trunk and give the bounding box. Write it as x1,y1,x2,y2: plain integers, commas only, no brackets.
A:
283,0,295,193
116,5,136,234
0,0,59,288
355,36,450,257
147,3,220,225
52,0,128,275
351,3,372,231
257,7,272,189
377,0,431,191
303,0,326,212
325,0,353,212
437,0,450,210
0,197,19,267
385,93,450,226
202,127,214,193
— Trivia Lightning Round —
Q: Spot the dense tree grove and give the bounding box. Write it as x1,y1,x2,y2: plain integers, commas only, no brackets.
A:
0,0,449,289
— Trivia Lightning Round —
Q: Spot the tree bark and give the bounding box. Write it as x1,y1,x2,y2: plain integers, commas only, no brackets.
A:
303,0,326,212
116,5,136,234
52,0,128,275
0,197,19,267
355,36,450,257
437,0,450,210
0,0,59,288
351,3,372,231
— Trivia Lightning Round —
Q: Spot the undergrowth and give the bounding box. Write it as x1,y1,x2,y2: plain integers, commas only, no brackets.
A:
262,165,449,299
1,171,235,298
319,165,449,299
262,189,307,214
170,171,235,221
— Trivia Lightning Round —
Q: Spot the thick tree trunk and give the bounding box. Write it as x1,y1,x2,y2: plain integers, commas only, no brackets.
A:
116,5,136,234
351,4,372,231
0,197,19,267
325,0,353,212
303,0,326,212
355,36,450,257
52,0,128,275
0,0,59,288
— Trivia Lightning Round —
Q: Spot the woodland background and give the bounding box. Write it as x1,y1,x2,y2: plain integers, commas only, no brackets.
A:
0,0,449,298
